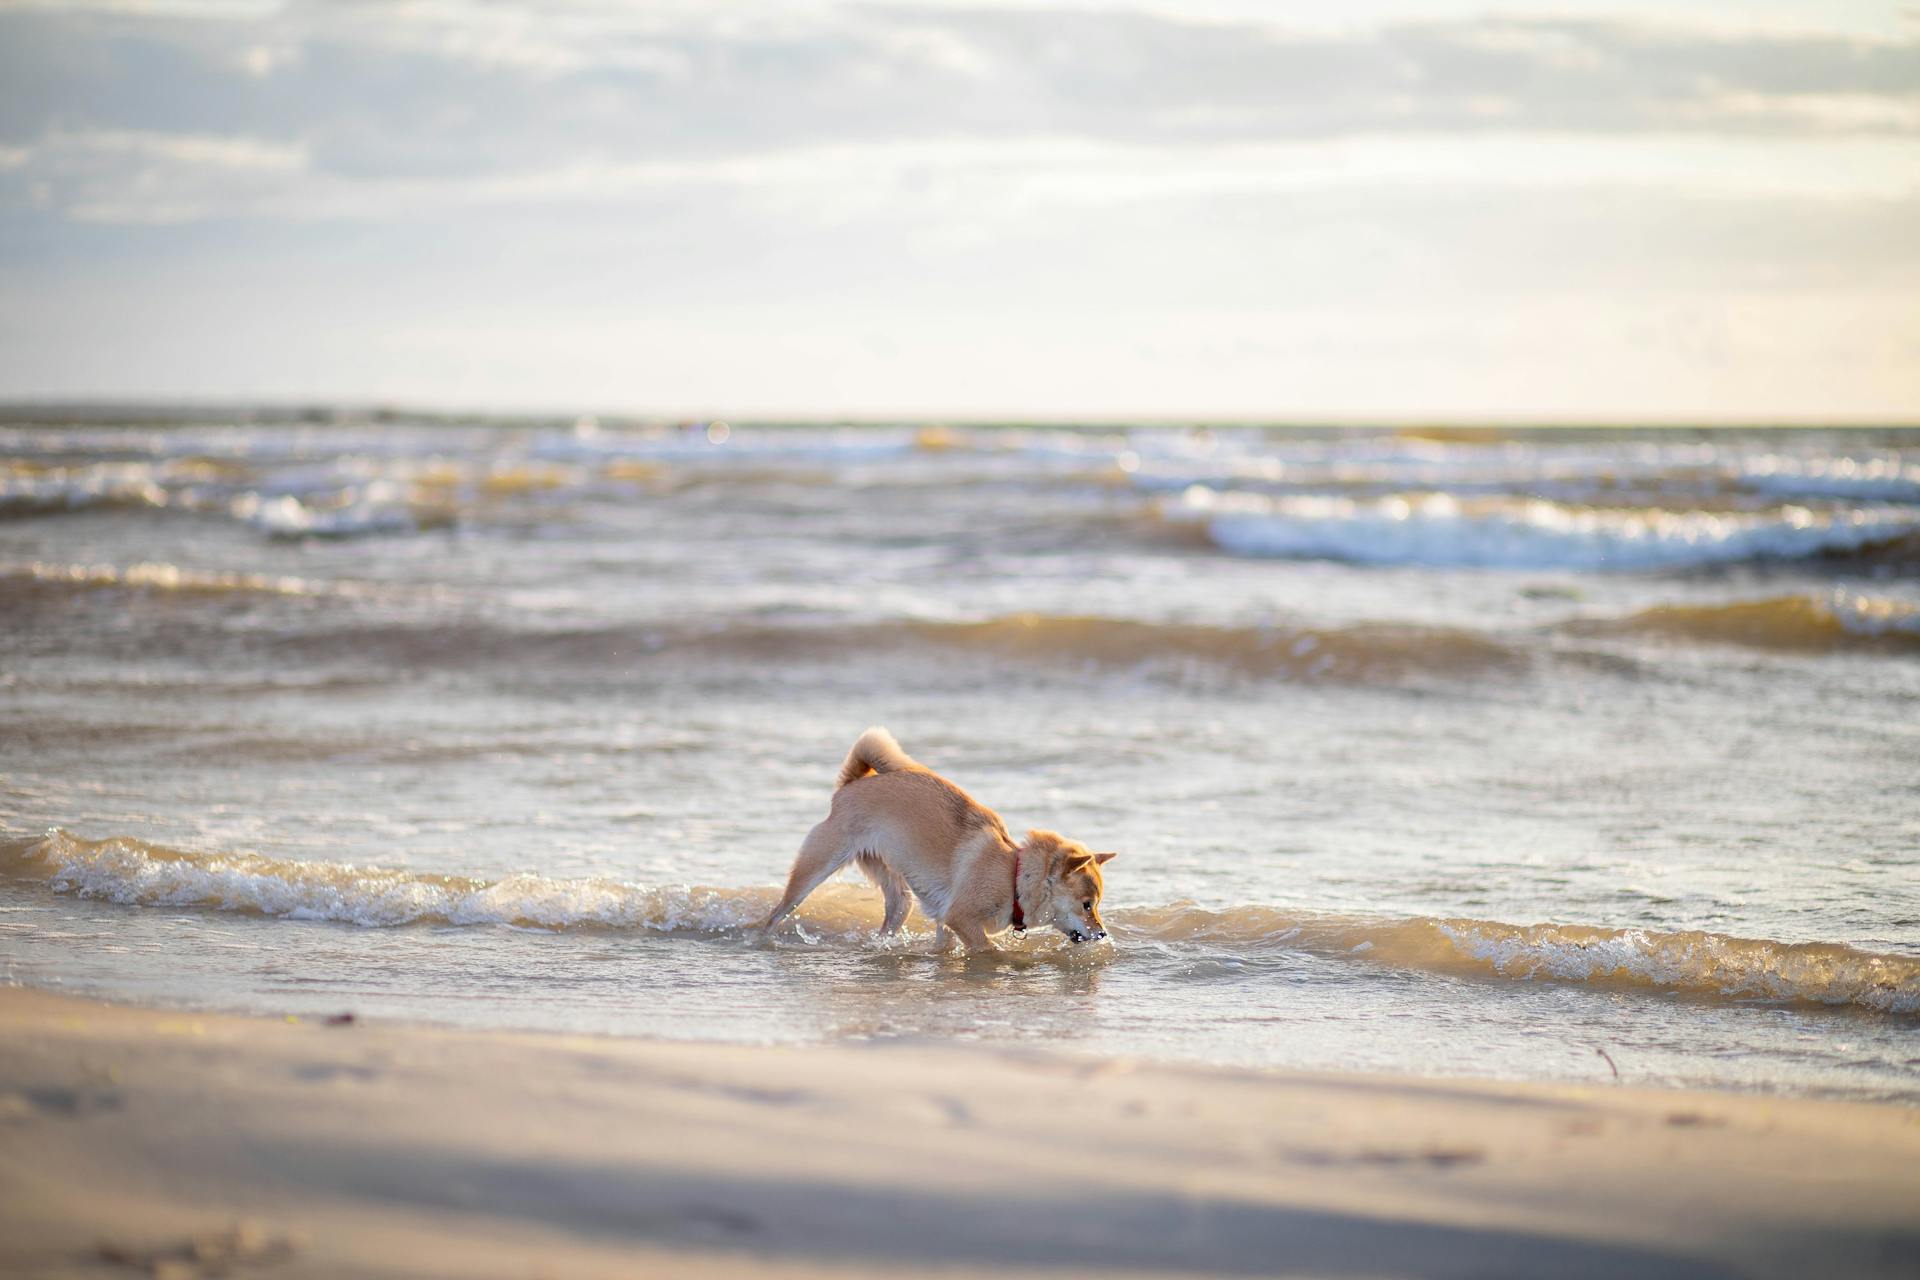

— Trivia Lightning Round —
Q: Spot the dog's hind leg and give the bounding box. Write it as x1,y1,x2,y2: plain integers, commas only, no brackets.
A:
856,853,913,935
762,817,856,936
947,917,995,953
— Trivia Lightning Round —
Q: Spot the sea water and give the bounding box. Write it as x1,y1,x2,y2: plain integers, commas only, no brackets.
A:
2,417,1916,1101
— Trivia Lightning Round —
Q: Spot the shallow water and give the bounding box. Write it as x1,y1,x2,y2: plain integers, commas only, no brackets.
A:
2,416,1917,1102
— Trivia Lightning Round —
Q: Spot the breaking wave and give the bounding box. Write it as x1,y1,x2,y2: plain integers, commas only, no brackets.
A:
0,560,360,600
260,611,1519,683
10,831,1916,1016
1171,488,1920,570
0,464,442,539
0,465,169,519
1568,592,1920,653
7,831,783,933
900,614,1517,680
1738,453,1920,504
1119,902,1920,1015
13,559,1913,671
232,487,440,539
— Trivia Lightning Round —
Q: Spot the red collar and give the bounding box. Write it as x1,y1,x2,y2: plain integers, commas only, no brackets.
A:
1010,853,1025,931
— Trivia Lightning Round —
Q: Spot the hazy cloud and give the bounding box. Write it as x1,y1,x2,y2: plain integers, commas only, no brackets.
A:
2,3,1918,225
2,2,1914,417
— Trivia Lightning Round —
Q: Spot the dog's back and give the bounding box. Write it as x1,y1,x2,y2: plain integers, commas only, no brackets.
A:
836,763,1010,850
833,728,1010,848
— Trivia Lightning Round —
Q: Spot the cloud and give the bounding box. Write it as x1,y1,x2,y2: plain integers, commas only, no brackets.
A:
5,6,1919,144
49,128,305,171
1,3,1915,226
4,127,306,223
1,4,1913,416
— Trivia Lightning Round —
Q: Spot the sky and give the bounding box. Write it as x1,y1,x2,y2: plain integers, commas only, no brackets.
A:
1,0,1917,421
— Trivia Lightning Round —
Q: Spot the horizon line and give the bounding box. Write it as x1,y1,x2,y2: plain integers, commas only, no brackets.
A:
3,398,1919,432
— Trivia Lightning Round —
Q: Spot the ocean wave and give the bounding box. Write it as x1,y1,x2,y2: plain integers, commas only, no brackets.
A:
13,558,1912,667
0,466,169,518
11,831,1917,1015
529,425,920,465
1128,445,1920,509
0,560,351,599
7,831,786,932
0,464,439,540
901,614,1518,680
12,426,1920,561
230,487,437,539
263,612,1519,683
1567,592,1920,654
1120,902,1920,1015
1738,454,1920,504
1172,487,1920,569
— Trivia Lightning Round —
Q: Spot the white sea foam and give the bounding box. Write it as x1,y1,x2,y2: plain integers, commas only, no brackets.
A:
1828,589,1920,637
1430,920,1920,1015
0,560,343,597
1566,589,1920,653
232,487,421,539
1174,487,1920,569
0,466,169,516
1739,454,1920,504
20,830,786,932
14,832,1919,1014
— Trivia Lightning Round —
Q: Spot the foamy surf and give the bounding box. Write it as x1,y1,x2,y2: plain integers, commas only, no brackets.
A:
1739,453,1920,504
1569,592,1920,653
0,465,168,518
11,564,1914,671
8,831,785,933
0,457,477,541
0,560,358,599
13,832,1916,1016
1171,487,1920,569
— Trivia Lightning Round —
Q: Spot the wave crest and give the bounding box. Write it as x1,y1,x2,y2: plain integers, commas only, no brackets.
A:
9,830,793,933
1171,488,1920,570
1569,592,1920,653
904,614,1518,680
0,560,352,600
1117,903,1919,1015
10,832,1916,1015
247,612,1520,684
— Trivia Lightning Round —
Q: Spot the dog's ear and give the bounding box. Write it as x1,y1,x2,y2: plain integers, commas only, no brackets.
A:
1093,851,1117,865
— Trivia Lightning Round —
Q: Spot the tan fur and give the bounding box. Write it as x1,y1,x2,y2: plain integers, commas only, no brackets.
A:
835,726,919,790
762,727,1118,951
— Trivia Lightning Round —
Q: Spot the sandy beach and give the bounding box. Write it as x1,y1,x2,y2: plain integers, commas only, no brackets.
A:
2,987,1915,1280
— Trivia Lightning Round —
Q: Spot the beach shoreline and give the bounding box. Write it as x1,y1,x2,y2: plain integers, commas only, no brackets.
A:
3,985,1916,1279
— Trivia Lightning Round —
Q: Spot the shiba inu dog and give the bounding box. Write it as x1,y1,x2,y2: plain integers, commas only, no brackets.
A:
761,727,1117,950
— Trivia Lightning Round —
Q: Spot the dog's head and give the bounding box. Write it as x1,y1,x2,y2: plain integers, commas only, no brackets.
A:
1023,829,1116,944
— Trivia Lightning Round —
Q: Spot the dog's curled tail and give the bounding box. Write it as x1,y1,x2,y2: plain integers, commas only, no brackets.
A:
836,727,920,789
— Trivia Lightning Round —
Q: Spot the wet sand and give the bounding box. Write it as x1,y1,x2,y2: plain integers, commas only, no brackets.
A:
2,987,1917,1279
